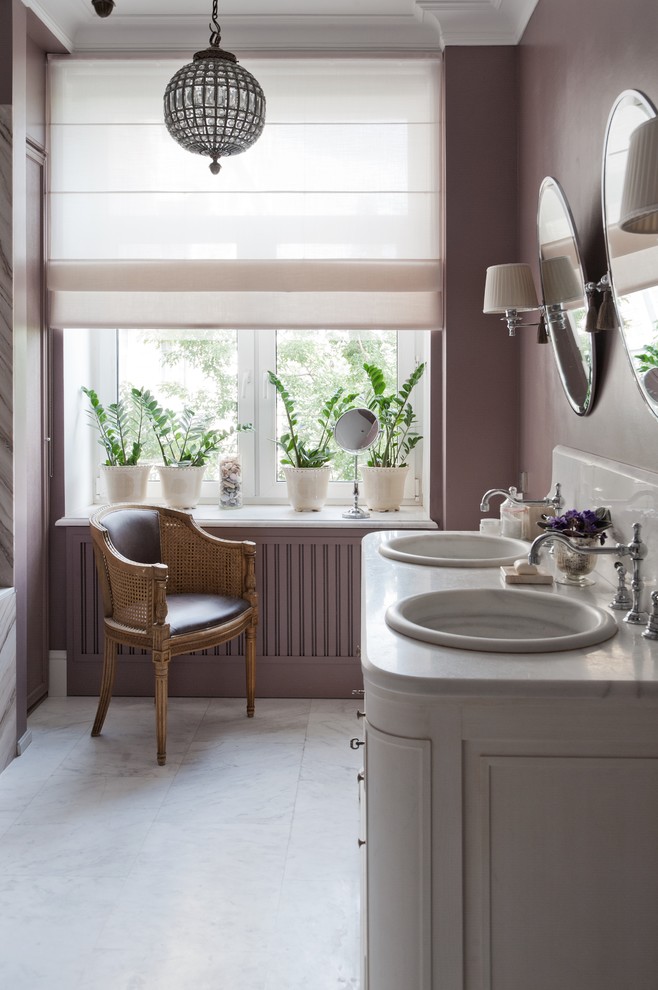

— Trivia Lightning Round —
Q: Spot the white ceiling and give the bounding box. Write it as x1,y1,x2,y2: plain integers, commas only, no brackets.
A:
25,0,539,54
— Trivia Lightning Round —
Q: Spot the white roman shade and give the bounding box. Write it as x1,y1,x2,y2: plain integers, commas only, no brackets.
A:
48,56,442,330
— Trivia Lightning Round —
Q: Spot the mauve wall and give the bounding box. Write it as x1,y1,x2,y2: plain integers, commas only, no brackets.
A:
441,47,520,528
517,0,658,494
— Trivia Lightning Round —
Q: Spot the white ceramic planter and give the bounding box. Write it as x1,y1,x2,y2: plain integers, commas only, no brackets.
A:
283,466,331,511
100,464,151,504
157,465,206,508
362,465,409,512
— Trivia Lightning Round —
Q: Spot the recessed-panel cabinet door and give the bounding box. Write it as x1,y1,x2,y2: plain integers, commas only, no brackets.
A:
365,722,432,990
466,754,658,990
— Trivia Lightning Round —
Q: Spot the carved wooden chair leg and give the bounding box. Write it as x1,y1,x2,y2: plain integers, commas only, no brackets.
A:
153,653,170,766
91,635,118,737
245,625,256,717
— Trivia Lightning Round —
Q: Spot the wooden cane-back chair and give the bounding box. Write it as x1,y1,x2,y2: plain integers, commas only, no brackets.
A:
89,503,258,765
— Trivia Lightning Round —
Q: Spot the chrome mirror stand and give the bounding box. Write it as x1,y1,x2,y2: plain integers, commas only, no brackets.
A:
333,408,380,522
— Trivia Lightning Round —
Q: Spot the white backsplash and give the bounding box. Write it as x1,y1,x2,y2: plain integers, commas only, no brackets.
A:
553,445,658,595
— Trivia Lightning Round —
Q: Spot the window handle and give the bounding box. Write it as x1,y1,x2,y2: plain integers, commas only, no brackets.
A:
240,372,252,399
262,371,272,399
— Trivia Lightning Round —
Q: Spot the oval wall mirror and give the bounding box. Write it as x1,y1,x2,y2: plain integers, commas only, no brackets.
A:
602,89,658,418
537,176,595,415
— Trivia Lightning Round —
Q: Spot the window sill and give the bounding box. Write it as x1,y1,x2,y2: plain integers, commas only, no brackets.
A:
56,503,438,530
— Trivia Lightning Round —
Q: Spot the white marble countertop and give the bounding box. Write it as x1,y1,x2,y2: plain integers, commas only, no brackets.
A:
362,530,658,700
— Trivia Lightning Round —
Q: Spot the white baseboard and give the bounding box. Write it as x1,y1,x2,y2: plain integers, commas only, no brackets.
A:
17,729,33,755
49,651,68,697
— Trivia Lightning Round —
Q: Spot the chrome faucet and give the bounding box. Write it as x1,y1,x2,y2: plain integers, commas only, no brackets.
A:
480,481,563,514
528,521,648,625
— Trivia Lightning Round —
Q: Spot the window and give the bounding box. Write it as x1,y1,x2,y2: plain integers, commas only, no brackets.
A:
66,327,427,505
50,56,440,511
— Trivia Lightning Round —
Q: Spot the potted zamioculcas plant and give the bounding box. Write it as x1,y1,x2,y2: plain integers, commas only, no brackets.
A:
140,390,251,508
361,361,425,511
268,371,357,511
82,385,152,503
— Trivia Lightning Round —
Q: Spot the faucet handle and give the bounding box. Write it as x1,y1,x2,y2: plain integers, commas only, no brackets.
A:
628,521,648,560
609,561,632,611
642,591,658,640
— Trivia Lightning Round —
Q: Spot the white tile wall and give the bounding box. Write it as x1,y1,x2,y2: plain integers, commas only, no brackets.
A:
553,445,658,595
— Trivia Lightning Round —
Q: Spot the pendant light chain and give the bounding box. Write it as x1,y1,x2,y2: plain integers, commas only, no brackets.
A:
209,0,220,47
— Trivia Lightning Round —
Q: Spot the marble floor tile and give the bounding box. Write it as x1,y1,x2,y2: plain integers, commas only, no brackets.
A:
265,877,360,990
284,808,360,883
0,809,17,839
0,811,156,878
130,820,290,885
0,875,126,990
156,758,302,826
82,872,280,990
0,697,361,989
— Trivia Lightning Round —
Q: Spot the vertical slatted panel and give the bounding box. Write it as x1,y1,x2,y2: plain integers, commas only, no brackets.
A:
72,530,362,662
79,538,99,656
230,537,361,658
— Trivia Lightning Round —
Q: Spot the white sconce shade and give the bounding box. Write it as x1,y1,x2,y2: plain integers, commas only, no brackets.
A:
483,263,539,313
619,116,658,234
540,256,582,306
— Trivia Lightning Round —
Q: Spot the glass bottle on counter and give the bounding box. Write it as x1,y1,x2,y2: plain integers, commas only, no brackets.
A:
500,486,527,539
219,453,242,509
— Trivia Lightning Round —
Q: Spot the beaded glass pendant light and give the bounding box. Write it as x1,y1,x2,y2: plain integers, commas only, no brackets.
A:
163,0,266,175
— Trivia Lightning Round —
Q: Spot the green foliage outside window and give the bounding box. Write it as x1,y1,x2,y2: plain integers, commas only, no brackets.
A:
275,330,398,479
116,328,406,483
120,329,239,471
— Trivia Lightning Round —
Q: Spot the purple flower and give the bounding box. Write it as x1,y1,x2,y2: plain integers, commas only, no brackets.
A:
538,507,612,544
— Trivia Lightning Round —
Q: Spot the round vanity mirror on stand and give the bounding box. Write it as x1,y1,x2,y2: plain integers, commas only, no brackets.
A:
602,89,658,419
334,408,379,520
537,176,595,415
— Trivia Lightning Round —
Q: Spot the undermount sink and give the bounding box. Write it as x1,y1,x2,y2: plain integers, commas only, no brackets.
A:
385,587,619,653
379,531,529,567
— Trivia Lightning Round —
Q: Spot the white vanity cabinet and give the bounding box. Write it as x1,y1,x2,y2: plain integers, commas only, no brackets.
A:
361,530,658,990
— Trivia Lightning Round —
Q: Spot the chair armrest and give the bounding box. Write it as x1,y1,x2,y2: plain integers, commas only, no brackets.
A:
98,548,169,631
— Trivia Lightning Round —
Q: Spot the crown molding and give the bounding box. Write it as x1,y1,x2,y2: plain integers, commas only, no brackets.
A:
24,0,75,52
24,0,540,55
417,0,538,45
71,16,443,54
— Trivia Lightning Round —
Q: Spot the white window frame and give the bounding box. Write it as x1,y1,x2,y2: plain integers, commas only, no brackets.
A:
65,328,430,510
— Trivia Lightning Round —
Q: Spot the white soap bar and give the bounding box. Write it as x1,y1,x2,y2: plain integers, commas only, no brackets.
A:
514,558,538,575
479,518,500,535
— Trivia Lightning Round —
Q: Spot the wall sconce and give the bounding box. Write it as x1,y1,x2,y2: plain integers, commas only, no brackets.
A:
585,273,617,332
619,116,658,233
483,263,548,341
540,255,582,333
484,261,614,342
